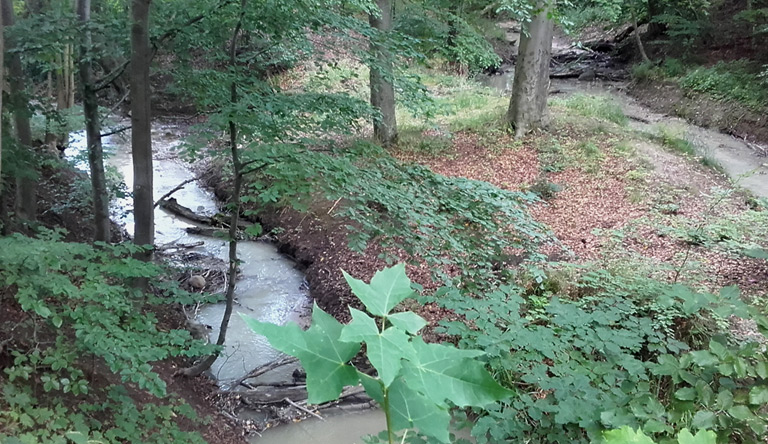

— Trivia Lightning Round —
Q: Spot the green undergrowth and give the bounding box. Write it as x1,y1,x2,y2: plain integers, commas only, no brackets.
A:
240,140,551,287
632,59,768,112
437,264,768,444
397,71,507,154
550,94,628,126
0,230,216,443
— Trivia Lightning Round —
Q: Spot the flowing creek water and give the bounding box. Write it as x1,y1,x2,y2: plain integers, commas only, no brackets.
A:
67,69,765,443
68,125,387,443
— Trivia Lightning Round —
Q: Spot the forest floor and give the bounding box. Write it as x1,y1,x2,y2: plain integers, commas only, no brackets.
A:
207,61,768,342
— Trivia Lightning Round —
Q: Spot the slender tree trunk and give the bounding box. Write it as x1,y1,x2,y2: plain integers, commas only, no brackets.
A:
369,0,397,147
631,3,651,63
179,0,247,377
1,0,37,222
507,1,554,138
77,0,110,242
130,0,154,254
67,44,75,108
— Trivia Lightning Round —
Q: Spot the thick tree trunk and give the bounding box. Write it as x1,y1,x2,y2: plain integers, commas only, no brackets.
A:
368,0,397,147
130,0,154,253
77,0,110,242
506,1,554,138
1,0,37,221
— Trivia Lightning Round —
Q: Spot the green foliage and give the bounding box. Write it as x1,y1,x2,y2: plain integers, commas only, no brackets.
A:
551,94,627,126
395,2,501,74
238,141,549,287
0,233,215,443
665,202,768,258
601,426,716,444
653,125,696,155
679,61,768,111
435,268,768,444
244,264,512,443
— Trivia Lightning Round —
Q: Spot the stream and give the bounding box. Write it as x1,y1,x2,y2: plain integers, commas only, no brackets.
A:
68,125,387,443
67,59,766,444
476,73,768,199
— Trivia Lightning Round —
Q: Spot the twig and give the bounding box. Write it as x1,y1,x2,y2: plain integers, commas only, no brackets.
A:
154,178,198,208
227,356,299,389
327,197,342,215
100,125,131,138
284,397,324,421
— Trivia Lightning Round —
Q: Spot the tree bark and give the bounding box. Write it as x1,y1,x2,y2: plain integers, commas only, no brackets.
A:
368,0,397,147
77,0,110,242
631,3,651,63
506,0,554,138
130,0,154,254
1,0,37,221
179,0,247,378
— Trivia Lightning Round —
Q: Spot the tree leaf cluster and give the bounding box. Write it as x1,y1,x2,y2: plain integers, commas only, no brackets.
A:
244,264,512,443
0,232,215,443
436,268,768,443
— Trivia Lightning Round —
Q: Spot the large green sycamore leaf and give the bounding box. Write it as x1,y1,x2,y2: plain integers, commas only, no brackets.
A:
241,304,361,404
388,311,427,334
401,337,513,407
388,377,451,443
340,308,414,386
342,263,413,317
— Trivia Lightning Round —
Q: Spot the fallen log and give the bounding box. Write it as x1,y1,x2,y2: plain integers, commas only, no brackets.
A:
159,198,213,225
185,226,228,238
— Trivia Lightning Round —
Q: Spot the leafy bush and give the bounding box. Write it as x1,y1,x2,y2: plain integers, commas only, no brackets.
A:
436,269,768,443
679,61,768,111
241,141,550,286
244,264,512,444
0,232,214,443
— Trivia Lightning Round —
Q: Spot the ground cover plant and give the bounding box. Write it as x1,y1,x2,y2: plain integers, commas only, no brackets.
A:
0,231,216,443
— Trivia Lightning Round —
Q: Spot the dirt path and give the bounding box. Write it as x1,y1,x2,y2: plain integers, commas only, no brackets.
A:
551,79,768,199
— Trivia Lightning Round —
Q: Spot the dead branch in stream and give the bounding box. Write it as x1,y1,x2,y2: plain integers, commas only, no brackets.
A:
228,356,299,389
154,179,198,208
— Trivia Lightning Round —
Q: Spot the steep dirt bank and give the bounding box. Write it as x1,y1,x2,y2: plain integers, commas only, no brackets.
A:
627,80,768,146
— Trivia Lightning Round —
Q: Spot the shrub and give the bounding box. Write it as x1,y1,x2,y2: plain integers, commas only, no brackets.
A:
0,232,215,443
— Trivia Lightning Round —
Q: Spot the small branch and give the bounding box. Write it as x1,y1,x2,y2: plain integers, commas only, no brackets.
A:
94,60,130,91
154,178,198,208
227,356,298,389
100,125,131,138
103,90,131,121
284,398,324,421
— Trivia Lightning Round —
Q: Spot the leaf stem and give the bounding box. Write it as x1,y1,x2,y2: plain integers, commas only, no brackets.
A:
383,387,394,444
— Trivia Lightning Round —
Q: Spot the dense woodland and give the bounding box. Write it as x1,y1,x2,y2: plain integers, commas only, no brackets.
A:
1,0,768,443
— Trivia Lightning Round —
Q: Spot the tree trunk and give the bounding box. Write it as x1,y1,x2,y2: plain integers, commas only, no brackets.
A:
506,1,554,138
1,4,4,207
77,0,110,242
179,0,247,378
130,0,154,254
1,0,37,222
368,0,397,147
630,2,651,63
